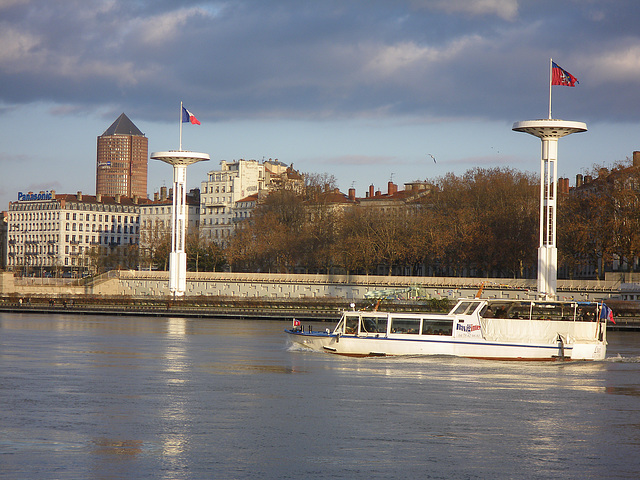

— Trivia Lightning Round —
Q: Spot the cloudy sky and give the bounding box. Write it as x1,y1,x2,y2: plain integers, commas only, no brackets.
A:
2,0,640,208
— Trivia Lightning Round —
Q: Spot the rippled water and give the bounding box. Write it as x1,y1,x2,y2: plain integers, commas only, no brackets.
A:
1,312,639,479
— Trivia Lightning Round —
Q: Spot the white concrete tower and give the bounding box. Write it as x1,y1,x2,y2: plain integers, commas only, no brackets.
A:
151,151,209,296
512,119,586,300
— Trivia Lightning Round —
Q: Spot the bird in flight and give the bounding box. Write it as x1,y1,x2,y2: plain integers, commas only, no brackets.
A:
428,154,436,163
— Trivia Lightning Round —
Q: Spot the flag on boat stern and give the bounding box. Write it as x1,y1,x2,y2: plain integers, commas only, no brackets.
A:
292,319,301,328
182,106,201,125
600,303,615,324
552,62,579,86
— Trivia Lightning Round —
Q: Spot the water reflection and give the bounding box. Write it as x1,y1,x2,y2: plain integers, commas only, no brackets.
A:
166,317,188,337
1,313,639,480
91,438,143,456
159,318,190,469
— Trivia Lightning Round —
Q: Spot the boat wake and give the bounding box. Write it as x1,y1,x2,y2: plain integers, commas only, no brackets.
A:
605,354,640,363
285,341,319,353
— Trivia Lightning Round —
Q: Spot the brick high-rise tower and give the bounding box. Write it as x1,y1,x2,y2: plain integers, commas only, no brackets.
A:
96,113,148,198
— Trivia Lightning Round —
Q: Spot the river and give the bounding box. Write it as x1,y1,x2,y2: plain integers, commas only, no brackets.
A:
1,312,639,479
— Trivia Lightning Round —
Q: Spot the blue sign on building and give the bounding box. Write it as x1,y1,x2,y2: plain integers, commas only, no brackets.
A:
18,191,53,201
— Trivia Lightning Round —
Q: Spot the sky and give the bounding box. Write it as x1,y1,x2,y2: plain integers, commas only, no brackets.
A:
2,0,640,209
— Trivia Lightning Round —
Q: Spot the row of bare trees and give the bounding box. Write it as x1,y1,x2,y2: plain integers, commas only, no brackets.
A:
226,167,541,277
559,160,640,278
133,159,640,279
138,225,226,273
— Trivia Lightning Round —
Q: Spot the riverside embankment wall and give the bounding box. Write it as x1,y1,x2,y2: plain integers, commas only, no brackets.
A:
1,271,635,302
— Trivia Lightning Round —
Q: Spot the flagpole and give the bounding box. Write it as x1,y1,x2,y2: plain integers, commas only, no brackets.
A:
548,58,553,119
179,101,183,151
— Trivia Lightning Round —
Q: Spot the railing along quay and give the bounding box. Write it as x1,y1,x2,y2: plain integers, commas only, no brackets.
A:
1,296,639,330
0,297,354,321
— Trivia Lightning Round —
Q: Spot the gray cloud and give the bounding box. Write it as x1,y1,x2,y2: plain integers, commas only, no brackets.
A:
1,0,640,124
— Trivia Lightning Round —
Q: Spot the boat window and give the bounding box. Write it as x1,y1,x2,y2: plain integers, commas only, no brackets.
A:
481,302,512,318
530,303,584,321
576,305,597,322
361,316,387,334
345,315,359,334
480,302,593,321
390,316,420,334
422,317,454,336
452,301,480,315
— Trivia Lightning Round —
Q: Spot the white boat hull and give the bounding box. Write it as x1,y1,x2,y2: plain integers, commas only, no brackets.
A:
286,330,606,360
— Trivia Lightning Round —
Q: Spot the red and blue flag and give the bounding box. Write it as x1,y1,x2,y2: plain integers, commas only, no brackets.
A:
552,62,579,87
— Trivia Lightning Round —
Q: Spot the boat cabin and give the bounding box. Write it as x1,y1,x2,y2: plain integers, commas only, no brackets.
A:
334,312,454,337
332,299,601,338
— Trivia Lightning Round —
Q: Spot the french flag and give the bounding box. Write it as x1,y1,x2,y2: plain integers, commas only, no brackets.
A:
182,106,201,125
600,303,615,324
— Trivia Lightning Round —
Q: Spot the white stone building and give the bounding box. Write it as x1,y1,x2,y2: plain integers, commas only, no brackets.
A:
6,191,145,276
200,159,265,243
233,193,259,226
200,159,305,245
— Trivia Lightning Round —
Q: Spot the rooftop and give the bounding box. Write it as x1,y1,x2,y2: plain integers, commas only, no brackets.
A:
101,113,145,137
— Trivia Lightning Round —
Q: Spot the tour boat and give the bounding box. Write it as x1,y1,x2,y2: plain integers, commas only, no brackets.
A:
285,298,609,360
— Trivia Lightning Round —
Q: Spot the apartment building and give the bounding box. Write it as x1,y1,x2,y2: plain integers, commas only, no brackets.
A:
6,191,146,276
200,159,265,244
200,159,305,244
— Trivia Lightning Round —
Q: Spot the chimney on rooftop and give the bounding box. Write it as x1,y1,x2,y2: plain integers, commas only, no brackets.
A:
576,174,583,188
115,194,121,204
634,151,640,168
388,182,397,195
558,178,569,195
96,193,102,203
348,188,356,201
369,184,374,198
154,192,159,201
160,186,167,200
133,195,139,204
77,191,82,201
